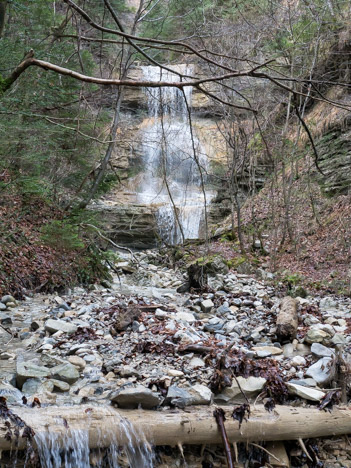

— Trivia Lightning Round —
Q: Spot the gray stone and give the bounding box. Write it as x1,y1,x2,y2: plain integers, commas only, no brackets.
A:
204,321,224,333
305,328,330,344
0,383,23,403
50,363,80,384
288,378,317,387
49,379,70,392
311,343,334,358
1,295,15,305
68,356,86,370
252,346,283,357
331,333,346,345
0,303,7,311
286,382,325,402
111,385,162,409
200,299,214,314
0,315,12,325
305,357,336,385
22,378,54,395
175,311,196,323
188,384,212,405
215,376,266,403
188,357,205,368
217,304,231,315
45,319,77,335
16,361,51,388
166,386,192,407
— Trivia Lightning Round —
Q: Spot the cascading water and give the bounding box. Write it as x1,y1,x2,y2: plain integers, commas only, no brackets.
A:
33,413,154,468
135,64,214,244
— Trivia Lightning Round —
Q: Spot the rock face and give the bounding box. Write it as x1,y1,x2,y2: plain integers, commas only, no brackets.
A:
89,203,159,249
111,385,162,409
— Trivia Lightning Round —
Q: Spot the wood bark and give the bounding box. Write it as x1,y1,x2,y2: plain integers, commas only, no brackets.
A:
276,296,298,341
2,404,351,451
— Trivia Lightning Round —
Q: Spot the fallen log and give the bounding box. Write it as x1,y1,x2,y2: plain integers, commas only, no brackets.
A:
2,404,351,451
276,296,298,341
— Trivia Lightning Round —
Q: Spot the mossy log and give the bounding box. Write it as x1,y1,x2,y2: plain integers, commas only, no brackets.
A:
2,404,351,451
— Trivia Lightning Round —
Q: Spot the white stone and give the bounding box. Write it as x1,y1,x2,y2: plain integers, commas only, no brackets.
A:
287,382,325,402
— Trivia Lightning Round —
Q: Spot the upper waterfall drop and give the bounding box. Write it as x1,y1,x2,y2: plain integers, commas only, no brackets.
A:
134,64,214,245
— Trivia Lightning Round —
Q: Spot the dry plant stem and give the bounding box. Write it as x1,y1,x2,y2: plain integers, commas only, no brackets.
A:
298,438,313,462
213,408,234,468
249,443,280,462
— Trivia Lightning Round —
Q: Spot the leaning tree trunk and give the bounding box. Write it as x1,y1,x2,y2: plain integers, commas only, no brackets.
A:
3,404,351,451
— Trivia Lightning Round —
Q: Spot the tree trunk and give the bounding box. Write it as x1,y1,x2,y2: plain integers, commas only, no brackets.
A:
3,404,351,451
0,0,6,38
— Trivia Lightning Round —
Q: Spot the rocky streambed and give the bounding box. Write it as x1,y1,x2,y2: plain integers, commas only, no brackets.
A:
1,251,351,467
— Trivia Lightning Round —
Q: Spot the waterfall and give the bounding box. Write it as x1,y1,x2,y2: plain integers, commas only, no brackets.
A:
135,64,214,244
33,414,154,468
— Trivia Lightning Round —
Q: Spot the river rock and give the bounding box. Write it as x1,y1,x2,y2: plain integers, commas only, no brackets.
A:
305,328,330,344
286,382,325,402
0,303,7,311
45,319,77,335
311,343,334,358
291,356,306,367
252,346,283,357
215,376,266,403
305,357,336,385
0,383,23,403
188,357,205,368
68,356,87,370
188,384,212,405
49,379,70,392
50,363,80,384
16,361,51,388
200,299,214,313
1,295,16,305
175,311,196,323
166,386,192,407
22,378,54,395
111,385,162,409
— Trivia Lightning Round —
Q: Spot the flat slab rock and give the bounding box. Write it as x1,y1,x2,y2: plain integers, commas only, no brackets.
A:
16,361,51,388
45,319,77,335
286,382,325,402
111,385,162,409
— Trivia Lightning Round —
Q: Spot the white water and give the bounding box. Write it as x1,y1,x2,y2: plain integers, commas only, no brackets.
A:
135,64,214,244
34,415,154,468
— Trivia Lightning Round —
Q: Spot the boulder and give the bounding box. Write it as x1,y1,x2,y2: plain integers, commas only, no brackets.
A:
16,361,51,388
45,319,77,335
311,343,334,358
50,363,80,384
215,376,266,403
1,295,16,305
111,385,162,409
305,357,336,385
22,378,54,395
305,328,330,345
0,383,23,403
